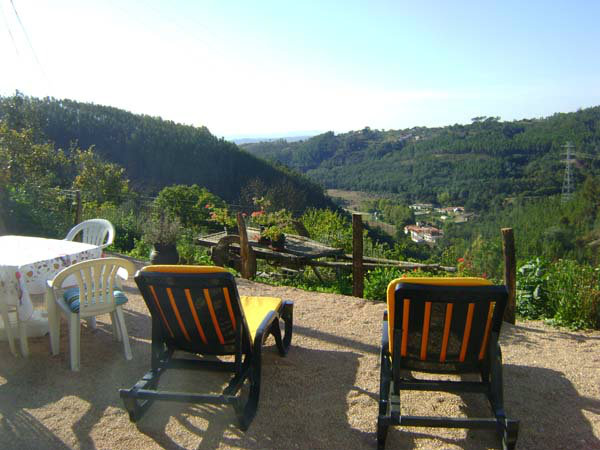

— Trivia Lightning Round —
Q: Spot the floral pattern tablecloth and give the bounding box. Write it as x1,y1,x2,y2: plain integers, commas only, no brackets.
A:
0,235,102,321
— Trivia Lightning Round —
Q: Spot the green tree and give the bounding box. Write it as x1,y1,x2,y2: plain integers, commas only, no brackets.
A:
72,148,129,204
155,184,225,228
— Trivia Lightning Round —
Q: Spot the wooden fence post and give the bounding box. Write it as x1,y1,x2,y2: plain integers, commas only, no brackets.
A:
501,228,516,324
237,212,255,279
74,190,82,226
352,213,364,298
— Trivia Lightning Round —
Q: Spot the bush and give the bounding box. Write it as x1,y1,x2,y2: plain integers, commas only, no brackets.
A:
177,228,212,265
364,267,403,301
516,258,600,329
364,267,456,302
546,260,600,329
516,258,551,319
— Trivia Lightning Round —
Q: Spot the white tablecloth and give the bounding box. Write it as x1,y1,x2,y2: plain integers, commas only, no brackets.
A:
0,235,103,321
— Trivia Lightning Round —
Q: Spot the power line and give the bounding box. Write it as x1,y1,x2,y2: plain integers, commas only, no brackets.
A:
9,0,50,85
0,2,19,56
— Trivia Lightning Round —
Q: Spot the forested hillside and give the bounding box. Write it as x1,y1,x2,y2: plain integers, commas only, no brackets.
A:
0,94,334,213
242,109,600,210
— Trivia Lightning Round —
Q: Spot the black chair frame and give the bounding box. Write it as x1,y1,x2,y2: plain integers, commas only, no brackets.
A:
377,283,519,450
119,269,293,430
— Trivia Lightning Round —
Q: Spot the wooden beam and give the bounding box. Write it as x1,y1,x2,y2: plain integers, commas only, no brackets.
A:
352,213,364,298
501,228,516,324
237,213,254,279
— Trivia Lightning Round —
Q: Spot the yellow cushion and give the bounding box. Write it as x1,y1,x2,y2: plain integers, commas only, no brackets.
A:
240,296,282,343
141,265,229,274
386,277,492,355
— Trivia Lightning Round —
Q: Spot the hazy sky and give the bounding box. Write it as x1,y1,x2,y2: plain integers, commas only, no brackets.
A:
1,0,599,139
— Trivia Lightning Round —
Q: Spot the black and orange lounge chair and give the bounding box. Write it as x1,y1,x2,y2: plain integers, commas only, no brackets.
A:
377,277,519,450
119,265,293,430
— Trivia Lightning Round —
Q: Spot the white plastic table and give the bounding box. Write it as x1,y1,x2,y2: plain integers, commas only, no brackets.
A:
0,235,102,356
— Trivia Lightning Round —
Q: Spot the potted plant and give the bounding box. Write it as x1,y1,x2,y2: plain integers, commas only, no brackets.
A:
250,197,292,251
261,225,286,251
143,213,181,264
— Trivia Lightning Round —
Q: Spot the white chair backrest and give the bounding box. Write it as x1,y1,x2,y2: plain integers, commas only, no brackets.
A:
50,257,136,316
65,219,115,249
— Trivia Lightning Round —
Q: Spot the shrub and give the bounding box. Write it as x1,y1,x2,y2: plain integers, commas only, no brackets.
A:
546,260,600,329
177,228,213,265
516,258,600,329
516,258,551,319
364,267,403,301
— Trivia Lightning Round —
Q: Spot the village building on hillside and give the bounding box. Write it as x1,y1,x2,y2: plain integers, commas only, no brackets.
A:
409,203,434,211
403,224,444,244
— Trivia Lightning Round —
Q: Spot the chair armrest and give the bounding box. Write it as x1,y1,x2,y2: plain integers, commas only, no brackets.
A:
253,310,278,355
381,317,389,354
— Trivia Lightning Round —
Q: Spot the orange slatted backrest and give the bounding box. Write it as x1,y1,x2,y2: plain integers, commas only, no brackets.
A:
386,277,506,370
135,265,249,355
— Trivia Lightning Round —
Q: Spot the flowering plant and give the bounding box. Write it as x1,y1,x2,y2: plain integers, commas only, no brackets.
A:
205,203,237,228
250,197,293,246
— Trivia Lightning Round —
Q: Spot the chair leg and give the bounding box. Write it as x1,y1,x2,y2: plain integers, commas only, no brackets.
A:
378,354,392,449
270,319,287,356
236,360,260,431
110,311,122,342
503,419,519,450
115,307,132,361
69,314,81,371
86,317,97,329
377,416,390,450
17,318,29,357
46,289,60,356
281,301,293,353
0,302,17,356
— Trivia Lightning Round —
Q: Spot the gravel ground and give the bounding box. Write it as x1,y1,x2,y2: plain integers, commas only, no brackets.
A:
1,273,599,450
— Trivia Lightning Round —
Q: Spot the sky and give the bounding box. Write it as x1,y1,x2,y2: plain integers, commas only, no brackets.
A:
1,0,600,140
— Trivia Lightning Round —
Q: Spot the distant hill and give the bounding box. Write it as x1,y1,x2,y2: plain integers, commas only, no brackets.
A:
242,109,600,209
0,95,335,213
230,135,316,145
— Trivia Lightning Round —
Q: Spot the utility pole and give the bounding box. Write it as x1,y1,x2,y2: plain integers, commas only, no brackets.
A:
561,142,575,203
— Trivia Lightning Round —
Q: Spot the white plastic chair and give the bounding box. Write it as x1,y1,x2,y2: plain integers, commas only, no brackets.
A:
46,257,135,371
65,219,115,249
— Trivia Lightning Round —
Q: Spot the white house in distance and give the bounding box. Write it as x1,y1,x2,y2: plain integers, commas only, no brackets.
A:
404,224,444,244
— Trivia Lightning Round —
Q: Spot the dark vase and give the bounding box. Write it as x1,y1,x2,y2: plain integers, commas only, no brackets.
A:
269,235,286,251
258,235,271,245
150,243,179,264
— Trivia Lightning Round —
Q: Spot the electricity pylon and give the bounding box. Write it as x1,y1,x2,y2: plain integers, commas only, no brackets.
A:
561,141,575,203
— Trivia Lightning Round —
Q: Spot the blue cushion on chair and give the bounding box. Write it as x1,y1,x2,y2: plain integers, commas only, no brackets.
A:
63,287,128,313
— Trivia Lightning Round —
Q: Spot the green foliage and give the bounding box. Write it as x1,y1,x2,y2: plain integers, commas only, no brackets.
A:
129,238,152,260
516,258,550,319
0,94,336,213
545,260,600,329
364,268,463,302
517,258,600,329
86,201,145,252
462,235,503,279
300,208,353,252
72,148,129,204
364,267,403,301
176,228,213,265
155,184,224,228
255,268,352,296
244,107,600,210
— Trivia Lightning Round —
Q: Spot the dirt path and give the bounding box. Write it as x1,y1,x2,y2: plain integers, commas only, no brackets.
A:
1,276,598,450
